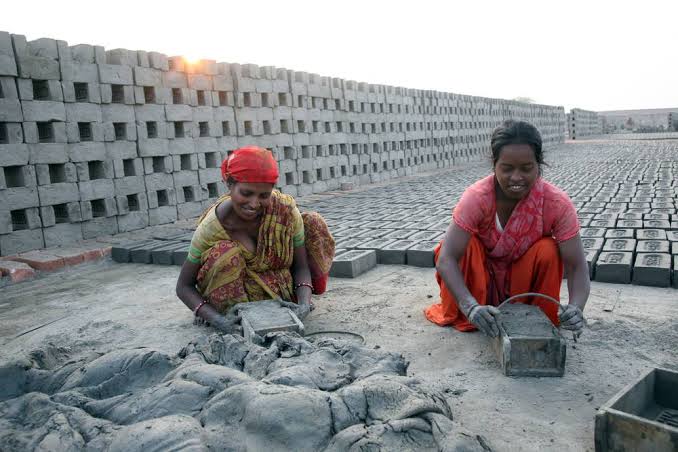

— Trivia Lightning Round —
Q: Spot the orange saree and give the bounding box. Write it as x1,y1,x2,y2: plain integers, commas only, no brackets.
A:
424,175,579,331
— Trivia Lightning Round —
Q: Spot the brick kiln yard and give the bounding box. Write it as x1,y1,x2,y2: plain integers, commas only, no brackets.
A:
1,139,677,451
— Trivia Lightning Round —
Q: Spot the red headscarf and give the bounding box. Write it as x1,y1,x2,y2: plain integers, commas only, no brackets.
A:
221,146,279,184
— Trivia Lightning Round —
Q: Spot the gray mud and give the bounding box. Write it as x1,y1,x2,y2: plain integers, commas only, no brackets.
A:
499,304,558,337
0,333,490,451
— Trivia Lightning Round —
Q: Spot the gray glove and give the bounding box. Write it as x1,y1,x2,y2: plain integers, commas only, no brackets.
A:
467,304,501,338
559,304,584,333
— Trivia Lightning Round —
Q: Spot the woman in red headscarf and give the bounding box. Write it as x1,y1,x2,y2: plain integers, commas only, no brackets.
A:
176,146,335,333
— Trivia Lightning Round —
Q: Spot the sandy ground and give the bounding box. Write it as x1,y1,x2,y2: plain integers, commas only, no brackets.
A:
1,258,676,451
2,139,678,450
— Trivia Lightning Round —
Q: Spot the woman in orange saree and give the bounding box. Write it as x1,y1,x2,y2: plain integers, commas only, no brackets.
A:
176,146,335,333
426,121,590,337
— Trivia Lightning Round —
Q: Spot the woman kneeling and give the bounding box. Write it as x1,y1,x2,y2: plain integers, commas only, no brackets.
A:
176,146,335,333
426,120,590,337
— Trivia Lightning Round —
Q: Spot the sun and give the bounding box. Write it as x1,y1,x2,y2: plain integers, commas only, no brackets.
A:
181,55,203,68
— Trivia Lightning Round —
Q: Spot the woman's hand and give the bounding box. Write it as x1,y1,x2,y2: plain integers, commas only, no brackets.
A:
291,244,314,321
194,306,243,335
208,314,243,335
558,235,590,335
294,302,312,321
559,304,584,333
467,304,501,338
278,299,312,321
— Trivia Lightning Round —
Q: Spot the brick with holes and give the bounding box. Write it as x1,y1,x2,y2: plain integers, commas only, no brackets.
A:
581,237,604,250
580,227,606,238
43,223,84,248
0,32,17,76
170,244,189,265
636,240,670,253
151,241,187,265
632,253,671,287
0,229,44,256
616,219,643,229
11,35,60,79
604,229,634,239
406,241,439,268
329,249,377,278
378,239,417,265
644,219,671,229
81,216,118,240
583,249,600,279
637,229,667,241
21,101,66,123
148,205,178,226
595,252,633,284
603,238,636,253
117,206,150,233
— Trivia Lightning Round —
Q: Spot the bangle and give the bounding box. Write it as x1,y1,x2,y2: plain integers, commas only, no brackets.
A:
466,304,479,319
295,282,313,291
193,300,209,316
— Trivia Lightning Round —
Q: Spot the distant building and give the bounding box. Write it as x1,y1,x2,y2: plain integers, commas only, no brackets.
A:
598,108,678,132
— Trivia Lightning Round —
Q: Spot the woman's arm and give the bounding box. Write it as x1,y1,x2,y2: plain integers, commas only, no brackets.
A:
436,222,500,337
437,223,474,313
557,234,590,331
176,260,207,312
290,245,313,319
175,260,241,333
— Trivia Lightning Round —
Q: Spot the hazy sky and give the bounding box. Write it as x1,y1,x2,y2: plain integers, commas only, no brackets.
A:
3,0,677,112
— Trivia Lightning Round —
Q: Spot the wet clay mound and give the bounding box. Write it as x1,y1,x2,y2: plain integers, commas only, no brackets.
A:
0,333,490,451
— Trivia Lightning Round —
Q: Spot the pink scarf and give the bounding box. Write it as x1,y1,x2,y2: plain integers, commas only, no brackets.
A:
484,175,545,305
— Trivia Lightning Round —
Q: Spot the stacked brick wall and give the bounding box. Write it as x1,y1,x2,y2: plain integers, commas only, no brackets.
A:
0,31,566,255
567,108,601,139
668,112,678,131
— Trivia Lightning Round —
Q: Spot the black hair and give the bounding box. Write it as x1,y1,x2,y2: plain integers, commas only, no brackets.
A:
490,120,544,167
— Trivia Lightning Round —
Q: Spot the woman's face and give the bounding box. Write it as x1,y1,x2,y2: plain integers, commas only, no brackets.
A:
228,181,274,221
494,144,539,201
